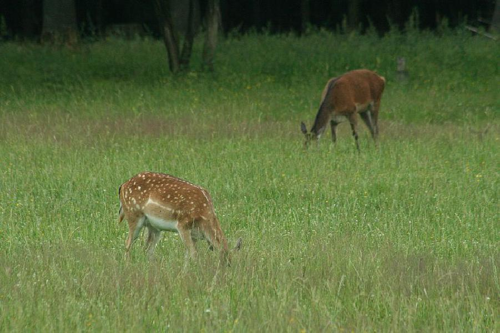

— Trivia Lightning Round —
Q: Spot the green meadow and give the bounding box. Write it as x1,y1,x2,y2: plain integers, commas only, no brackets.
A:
0,30,498,331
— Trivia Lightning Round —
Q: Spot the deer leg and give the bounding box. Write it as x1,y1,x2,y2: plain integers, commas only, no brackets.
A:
190,226,214,251
349,114,360,152
177,223,197,259
125,215,146,260
360,111,377,143
145,226,162,259
372,101,380,136
330,120,338,144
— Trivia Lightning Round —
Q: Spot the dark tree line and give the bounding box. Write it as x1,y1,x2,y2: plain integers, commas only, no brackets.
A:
1,0,496,39
0,0,497,72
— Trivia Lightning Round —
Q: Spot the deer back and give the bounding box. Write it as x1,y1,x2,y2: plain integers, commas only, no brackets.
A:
119,172,215,222
326,69,385,113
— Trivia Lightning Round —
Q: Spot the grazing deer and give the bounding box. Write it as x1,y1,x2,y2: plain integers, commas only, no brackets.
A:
119,172,240,265
301,69,385,151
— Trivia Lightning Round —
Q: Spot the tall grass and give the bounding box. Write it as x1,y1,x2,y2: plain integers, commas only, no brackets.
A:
0,31,498,331
1,30,498,122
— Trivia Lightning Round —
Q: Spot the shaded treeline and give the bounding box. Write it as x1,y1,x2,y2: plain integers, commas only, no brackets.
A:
0,0,496,39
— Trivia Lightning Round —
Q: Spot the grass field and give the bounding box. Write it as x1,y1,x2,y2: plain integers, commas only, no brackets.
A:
0,30,499,331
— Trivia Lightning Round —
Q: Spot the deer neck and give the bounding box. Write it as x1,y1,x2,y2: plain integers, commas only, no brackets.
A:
311,104,332,138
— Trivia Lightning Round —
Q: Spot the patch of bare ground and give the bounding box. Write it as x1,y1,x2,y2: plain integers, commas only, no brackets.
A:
0,112,497,145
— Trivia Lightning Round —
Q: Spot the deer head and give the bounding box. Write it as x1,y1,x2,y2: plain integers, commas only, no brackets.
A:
300,121,318,148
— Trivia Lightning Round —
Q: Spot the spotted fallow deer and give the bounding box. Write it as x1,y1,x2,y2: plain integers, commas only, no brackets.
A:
119,172,240,265
301,69,385,151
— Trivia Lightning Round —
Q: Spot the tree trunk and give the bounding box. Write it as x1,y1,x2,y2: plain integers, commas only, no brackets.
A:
41,0,78,45
202,0,220,71
154,0,181,73
180,0,196,68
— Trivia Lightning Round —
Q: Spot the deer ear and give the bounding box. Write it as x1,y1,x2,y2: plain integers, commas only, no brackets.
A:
300,122,308,134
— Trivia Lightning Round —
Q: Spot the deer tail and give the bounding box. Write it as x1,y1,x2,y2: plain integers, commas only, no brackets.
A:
119,204,124,223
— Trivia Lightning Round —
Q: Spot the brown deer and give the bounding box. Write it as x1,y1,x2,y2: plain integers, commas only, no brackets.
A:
118,172,240,265
301,69,385,151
